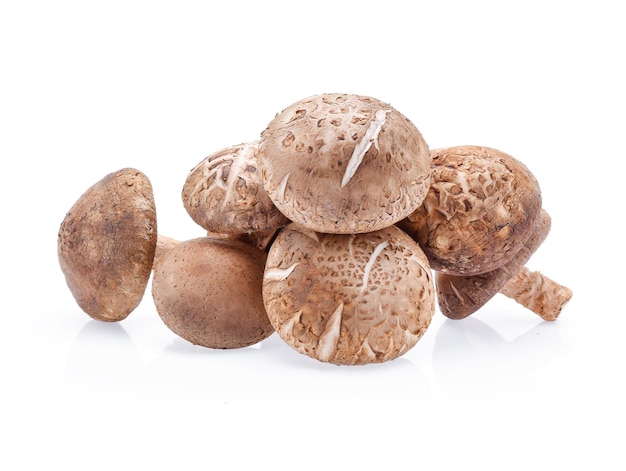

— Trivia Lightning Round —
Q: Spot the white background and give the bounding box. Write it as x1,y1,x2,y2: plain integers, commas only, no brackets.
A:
2,1,624,469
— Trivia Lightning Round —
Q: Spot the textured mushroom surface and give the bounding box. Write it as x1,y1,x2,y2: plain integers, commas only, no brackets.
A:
236,227,281,252
152,237,274,349
262,224,435,365
436,209,551,319
206,227,281,253
182,141,290,234
57,168,157,321
399,145,542,276
259,93,431,234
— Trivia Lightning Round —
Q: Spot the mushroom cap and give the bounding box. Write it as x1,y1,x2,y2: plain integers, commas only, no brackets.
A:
399,145,542,276
436,209,551,319
57,168,157,322
259,93,431,234
152,237,274,349
262,223,435,365
182,141,290,234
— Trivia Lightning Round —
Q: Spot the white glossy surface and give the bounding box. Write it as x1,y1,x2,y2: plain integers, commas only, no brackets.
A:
2,1,624,469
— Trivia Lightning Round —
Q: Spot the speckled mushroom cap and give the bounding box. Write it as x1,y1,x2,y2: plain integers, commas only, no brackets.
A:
262,223,435,365
398,145,542,276
258,93,431,234
152,237,274,349
57,168,157,322
182,141,290,234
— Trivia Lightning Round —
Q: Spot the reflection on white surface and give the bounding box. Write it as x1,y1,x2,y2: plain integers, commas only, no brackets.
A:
64,320,143,394
64,319,432,409
4,0,624,466
63,305,571,409
432,311,569,402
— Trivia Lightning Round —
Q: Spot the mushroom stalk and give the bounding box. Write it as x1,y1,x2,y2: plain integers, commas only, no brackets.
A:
500,266,573,321
154,235,180,269
436,210,573,320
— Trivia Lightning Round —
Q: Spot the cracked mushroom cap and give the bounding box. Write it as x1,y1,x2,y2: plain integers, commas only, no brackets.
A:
152,237,274,349
259,93,431,234
182,141,290,234
57,168,157,321
398,145,542,276
262,223,435,365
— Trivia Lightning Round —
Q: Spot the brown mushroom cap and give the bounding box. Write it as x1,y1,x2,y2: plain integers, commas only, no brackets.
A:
259,93,431,234
262,223,435,365
58,168,157,322
152,237,274,349
436,209,551,319
182,141,290,234
398,145,542,276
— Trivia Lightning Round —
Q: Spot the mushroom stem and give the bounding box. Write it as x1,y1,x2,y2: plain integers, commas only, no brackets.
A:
500,266,573,321
154,235,180,269
435,209,573,320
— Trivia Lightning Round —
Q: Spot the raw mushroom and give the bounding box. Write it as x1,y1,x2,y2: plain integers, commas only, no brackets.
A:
500,267,573,321
182,141,290,235
236,227,281,252
499,221,573,320
262,223,435,365
205,227,281,253
436,209,572,320
259,93,431,234
58,168,157,321
152,236,274,349
399,145,542,276
154,234,180,269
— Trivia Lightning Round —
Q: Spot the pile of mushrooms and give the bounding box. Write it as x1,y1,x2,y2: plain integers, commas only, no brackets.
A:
58,93,572,366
